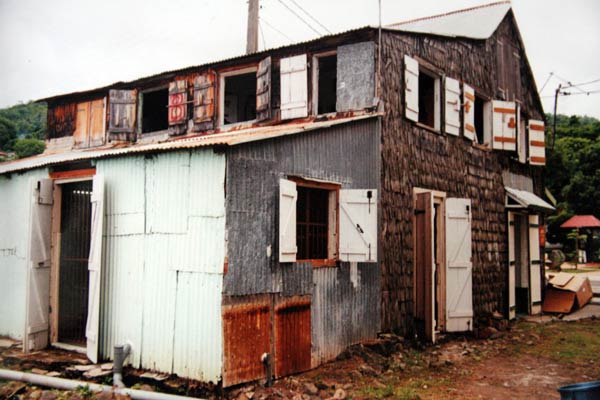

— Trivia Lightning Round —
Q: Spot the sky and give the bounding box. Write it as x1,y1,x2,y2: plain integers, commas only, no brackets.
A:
0,0,599,118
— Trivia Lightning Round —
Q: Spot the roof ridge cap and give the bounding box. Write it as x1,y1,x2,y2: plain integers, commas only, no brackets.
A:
387,1,511,27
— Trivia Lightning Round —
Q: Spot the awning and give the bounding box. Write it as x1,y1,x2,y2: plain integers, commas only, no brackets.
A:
505,187,555,212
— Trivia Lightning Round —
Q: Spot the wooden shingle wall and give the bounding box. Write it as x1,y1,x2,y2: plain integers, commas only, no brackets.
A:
379,14,544,333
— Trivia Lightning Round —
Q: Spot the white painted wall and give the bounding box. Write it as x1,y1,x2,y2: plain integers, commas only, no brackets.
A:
0,168,49,338
97,149,226,382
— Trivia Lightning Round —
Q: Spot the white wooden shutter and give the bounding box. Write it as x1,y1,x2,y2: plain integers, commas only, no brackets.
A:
86,174,104,363
444,77,460,136
528,214,542,314
518,114,527,163
339,189,377,262
280,54,308,120
492,100,517,151
24,179,53,352
463,84,475,141
445,198,473,332
279,179,297,262
404,55,419,122
507,212,516,320
528,120,546,165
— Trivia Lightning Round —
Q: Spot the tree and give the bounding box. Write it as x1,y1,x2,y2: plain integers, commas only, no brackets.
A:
0,102,47,141
0,116,17,151
13,138,45,158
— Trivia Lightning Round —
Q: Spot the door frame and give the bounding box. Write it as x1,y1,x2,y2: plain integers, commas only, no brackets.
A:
49,176,94,349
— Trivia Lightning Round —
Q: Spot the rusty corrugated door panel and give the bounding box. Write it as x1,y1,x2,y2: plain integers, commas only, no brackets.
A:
89,99,106,147
108,89,137,141
168,80,188,127
74,101,90,148
222,299,271,387
274,296,311,378
256,57,271,122
47,103,77,139
193,72,216,132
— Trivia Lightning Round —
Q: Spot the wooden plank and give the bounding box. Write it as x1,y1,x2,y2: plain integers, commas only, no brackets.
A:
529,140,545,147
49,168,96,180
493,107,516,114
493,136,517,143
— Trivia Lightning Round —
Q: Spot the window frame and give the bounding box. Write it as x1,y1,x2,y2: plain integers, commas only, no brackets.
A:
289,176,340,266
137,85,170,136
311,50,337,116
218,66,258,128
417,66,441,132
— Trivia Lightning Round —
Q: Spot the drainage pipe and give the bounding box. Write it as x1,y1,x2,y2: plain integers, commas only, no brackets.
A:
113,343,131,388
0,369,205,400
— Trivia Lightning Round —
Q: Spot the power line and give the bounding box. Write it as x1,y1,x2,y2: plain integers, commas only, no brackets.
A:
259,17,295,42
561,77,600,89
258,20,267,50
541,89,600,98
276,0,323,36
286,0,332,34
552,73,587,94
539,72,553,93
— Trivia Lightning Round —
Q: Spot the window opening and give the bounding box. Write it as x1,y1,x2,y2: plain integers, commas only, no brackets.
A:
418,70,439,129
297,186,330,260
316,55,337,114
141,88,168,133
223,72,257,125
474,95,485,144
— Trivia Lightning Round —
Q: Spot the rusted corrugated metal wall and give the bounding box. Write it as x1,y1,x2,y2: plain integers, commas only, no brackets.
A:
223,118,381,384
97,149,226,382
311,263,381,366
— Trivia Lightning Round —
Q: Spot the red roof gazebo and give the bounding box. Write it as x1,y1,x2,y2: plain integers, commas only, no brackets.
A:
560,215,600,268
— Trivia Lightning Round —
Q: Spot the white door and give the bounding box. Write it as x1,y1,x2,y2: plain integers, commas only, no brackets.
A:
528,214,542,314
445,198,473,332
339,189,377,262
86,174,105,362
24,179,53,352
507,212,516,319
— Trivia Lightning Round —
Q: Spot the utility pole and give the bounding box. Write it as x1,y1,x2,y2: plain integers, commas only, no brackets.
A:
551,83,561,151
246,0,259,54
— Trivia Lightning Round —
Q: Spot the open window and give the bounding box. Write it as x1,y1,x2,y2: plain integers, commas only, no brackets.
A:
279,178,377,264
404,55,440,131
220,68,257,126
466,89,492,146
312,53,337,115
139,87,169,134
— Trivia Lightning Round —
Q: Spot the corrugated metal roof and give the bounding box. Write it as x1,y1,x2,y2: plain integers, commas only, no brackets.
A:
0,114,378,175
386,1,511,39
505,186,555,212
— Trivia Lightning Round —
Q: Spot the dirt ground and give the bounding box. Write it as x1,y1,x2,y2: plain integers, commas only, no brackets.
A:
1,317,599,400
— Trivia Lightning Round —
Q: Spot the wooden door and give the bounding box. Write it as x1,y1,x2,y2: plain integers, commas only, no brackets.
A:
414,192,434,342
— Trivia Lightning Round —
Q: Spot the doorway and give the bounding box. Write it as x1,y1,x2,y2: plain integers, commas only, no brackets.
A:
514,214,530,315
55,180,93,347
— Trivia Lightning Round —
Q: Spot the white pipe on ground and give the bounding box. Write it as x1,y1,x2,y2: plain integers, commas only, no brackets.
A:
0,369,205,400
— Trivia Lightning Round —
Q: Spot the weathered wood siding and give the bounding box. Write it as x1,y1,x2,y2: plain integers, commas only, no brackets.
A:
379,14,544,333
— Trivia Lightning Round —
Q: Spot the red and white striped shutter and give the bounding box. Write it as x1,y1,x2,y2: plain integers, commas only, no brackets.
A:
444,77,460,136
404,55,419,122
280,54,308,120
463,84,475,141
492,100,517,151
529,214,542,314
528,119,546,165
279,179,297,262
168,80,188,126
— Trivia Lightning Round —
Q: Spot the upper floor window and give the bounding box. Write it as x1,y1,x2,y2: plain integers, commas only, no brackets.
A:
312,53,337,115
220,67,257,126
139,87,168,133
404,55,440,131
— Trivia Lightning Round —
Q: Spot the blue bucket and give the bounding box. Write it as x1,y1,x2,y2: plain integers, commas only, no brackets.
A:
558,381,600,400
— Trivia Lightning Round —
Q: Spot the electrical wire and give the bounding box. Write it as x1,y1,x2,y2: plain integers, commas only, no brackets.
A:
276,0,323,36
560,77,600,89
258,20,267,50
552,73,587,94
286,0,332,34
538,72,553,93
259,17,295,42
541,89,600,98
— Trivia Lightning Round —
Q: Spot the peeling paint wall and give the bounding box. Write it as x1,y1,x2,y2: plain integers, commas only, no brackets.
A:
97,149,226,382
0,169,50,338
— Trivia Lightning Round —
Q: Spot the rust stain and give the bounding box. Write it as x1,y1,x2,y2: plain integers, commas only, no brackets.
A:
274,297,311,378
222,301,271,387
47,102,77,139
